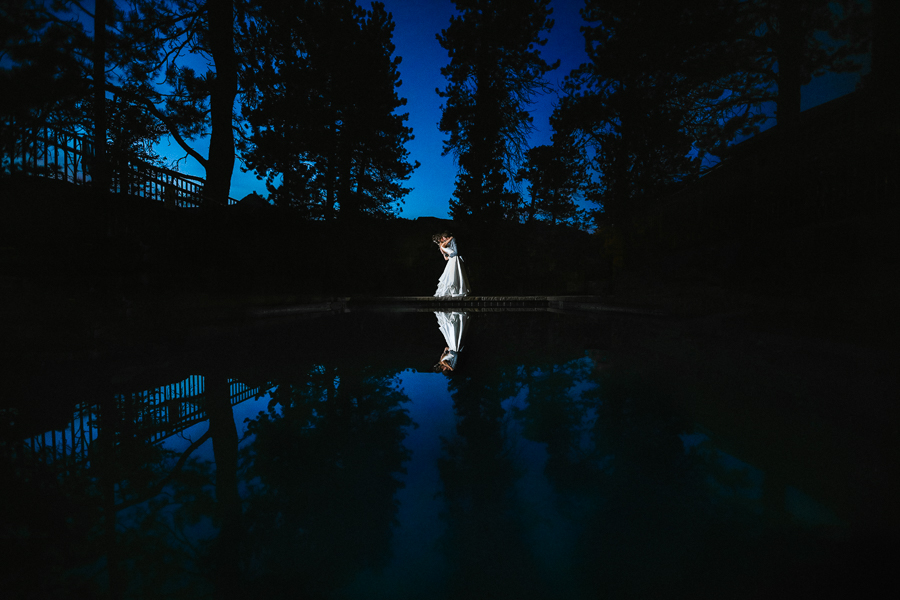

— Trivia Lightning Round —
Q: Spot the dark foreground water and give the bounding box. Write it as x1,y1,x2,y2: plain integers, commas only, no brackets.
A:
2,309,898,599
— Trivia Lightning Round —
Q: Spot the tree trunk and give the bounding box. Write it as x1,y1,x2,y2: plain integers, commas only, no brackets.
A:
205,0,237,208
775,0,803,132
325,156,336,219
92,0,109,194
205,373,242,596
872,0,900,104
471,56,494,221
337,138,356,218
98,393,124,599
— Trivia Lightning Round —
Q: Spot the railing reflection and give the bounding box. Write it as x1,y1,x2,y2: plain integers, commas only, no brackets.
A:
12,376,272,468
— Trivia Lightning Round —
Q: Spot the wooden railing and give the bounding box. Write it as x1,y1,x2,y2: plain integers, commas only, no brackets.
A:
110,155,208,208
0,119,237,206
0,120,92,184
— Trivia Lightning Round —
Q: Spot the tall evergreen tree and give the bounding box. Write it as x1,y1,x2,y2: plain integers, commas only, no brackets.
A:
553,0,773,223
1,0,244,207
92,0,109,192
0,1,88,124
553,0,870,224
436,0,557,222
347,2,419,218
240,0,416,219
515,139,583,225
205,0,238,208
744,0,870,131
117,0,241,208
0,1,120,180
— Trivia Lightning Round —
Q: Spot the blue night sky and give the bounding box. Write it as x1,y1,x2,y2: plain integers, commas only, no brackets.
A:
154,0,868,219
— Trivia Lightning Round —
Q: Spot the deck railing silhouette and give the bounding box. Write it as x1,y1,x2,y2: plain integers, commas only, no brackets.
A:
0,119,236,206
9,376,273,471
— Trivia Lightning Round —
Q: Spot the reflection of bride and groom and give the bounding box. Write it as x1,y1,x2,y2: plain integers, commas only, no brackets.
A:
434,311,469,375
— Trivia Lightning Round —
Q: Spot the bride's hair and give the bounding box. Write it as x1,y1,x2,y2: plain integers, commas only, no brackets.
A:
433,362,455,376
432,231,453,244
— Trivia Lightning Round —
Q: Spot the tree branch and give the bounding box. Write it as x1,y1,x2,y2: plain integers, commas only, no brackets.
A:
114,429,212,513
107,82,209,169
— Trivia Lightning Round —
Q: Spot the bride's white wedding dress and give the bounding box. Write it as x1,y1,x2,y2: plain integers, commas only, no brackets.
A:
436,311,469,369
435,238,471,297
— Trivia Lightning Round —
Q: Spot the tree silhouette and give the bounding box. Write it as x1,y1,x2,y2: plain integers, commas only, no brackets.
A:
0,1,98,124
115,0,241,208
0,1,109,182
743,0,870,131
437,0,558,222
0,0,245,206
240,0,417,219
206,0,239,208
438,370,543,599
240,362,412,595
512,358,596,489
515,139,584,225
552,0,871,224
553,0,771,224
0,384,226,598
92,0,109,192
204,372,243,597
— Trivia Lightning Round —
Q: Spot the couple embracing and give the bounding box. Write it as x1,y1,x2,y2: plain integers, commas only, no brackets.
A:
432,231,470,297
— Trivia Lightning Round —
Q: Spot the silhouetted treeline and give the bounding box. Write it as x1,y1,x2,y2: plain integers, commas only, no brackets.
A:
2,0,892,311
239,0,417,218
550,0,871,225
0,0,414,215
426,0,873,225
1,0,876,228
0,175,608,297
620,85,899,322
0,0,240,206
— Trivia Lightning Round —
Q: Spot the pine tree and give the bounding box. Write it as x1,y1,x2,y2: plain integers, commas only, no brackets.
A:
117,0,240,208
1,0,243,207
436,0,557,222
744,0,870,131
553,0,770,223
0,0,132,182
552,0,870,224
241,0,416,219
516,140,582,225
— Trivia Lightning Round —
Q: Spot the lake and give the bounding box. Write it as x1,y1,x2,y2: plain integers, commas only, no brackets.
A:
2,308,897,599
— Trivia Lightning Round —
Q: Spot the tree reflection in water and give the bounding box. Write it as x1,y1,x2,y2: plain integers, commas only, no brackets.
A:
3,310,894,598
0,390,219,598
437,363,543,599
560,369,740,598
240,362,412,596
432,329,786,599
0,360,413,598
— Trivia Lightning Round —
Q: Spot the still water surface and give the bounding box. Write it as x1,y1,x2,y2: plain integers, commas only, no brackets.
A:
2,310,897,598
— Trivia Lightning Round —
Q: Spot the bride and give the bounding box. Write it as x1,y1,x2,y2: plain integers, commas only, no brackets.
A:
433,231,471,297
434,311,469,374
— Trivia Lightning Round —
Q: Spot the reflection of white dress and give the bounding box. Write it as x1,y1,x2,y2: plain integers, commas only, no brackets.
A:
435,238,471,297
436,311,469,369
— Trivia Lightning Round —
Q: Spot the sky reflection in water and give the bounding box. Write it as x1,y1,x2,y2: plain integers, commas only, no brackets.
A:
2,310,897,599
